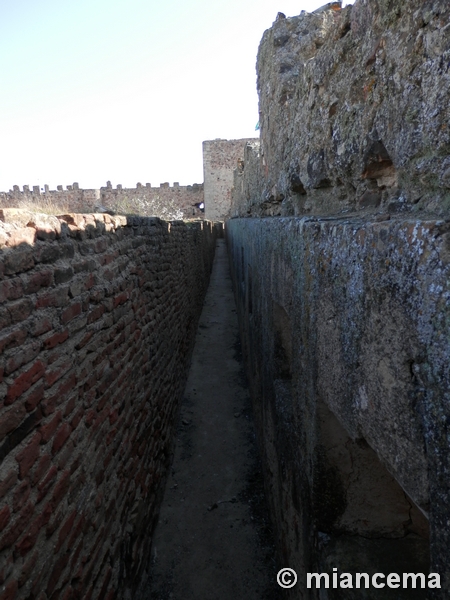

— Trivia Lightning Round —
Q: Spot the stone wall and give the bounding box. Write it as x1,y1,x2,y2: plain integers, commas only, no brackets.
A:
0,209,219,599
226,0,450,596
227,215,448,597
0,181,205,221
99,182,204,220
203,139,257,221
0,186,101,216
231,141,263,217
232,0,450,218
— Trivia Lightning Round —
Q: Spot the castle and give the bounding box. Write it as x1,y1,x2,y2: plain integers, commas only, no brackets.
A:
0,138,256,222
0,0,449,598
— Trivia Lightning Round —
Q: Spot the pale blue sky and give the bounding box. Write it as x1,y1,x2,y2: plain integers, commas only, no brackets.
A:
0,0,352,191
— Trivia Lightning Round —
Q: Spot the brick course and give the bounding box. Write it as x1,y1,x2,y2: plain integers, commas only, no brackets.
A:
0,211,219,599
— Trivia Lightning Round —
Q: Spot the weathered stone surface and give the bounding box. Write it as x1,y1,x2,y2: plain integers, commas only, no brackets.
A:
227,215,448,594
232,0,450,218
203,138,257,221
227,4,450,592
0,182,205,221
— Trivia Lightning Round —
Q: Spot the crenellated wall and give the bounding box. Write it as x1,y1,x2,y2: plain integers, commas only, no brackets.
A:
99,181,204,220
0,181,205,221
0,185,101,217
0,209,219,599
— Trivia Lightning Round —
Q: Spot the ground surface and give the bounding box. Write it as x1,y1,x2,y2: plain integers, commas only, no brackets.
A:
145,239,279,599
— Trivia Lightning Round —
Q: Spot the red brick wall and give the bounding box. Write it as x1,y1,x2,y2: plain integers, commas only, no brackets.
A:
0,210,219,599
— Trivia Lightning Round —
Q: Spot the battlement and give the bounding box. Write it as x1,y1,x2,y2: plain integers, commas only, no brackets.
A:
0,136,252,222
0,180,205,219
2,180,203,196
7,182,85,194
100,180,203,193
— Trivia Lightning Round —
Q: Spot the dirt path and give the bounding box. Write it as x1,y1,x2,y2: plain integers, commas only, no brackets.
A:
146,238,278,599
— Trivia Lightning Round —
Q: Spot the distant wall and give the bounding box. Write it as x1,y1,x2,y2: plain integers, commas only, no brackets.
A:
0,209,219,599
0,185,100,216
0,181,205,220
100,181,204,220
203,139,257,221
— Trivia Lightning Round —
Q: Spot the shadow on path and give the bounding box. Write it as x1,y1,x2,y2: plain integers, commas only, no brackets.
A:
146,238,279,599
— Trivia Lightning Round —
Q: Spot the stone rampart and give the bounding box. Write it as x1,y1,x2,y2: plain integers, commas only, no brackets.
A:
99,181,204,220
227,0,450,596
0,209,219,599
203,139,257,221
227,215,448,596
232,0,450,218
0,181,205,221
0,185,100,216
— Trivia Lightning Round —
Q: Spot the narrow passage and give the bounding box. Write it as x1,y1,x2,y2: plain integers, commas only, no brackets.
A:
147,239,277,599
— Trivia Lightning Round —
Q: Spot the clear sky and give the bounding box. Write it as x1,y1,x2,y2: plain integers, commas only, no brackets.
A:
0,0,353,191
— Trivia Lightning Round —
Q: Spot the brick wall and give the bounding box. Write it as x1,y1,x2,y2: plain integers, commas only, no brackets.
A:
0,209,219,599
